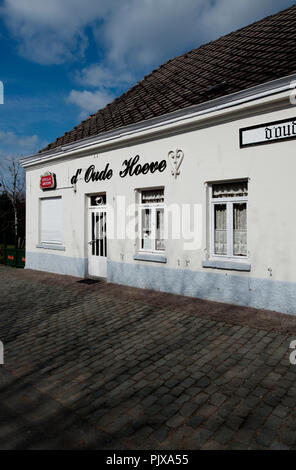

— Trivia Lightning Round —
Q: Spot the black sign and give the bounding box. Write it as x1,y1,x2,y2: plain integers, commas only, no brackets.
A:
240,117,296,148
70,155,167,185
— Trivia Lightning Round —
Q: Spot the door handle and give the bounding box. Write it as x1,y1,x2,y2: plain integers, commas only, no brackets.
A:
88,240,96,245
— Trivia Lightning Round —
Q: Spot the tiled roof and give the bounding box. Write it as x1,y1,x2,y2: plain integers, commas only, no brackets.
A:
41,4,296,153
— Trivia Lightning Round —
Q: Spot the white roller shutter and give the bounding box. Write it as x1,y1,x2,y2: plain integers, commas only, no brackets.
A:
40,197,62,244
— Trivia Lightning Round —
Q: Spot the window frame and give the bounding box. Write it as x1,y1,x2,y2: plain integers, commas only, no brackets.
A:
209,183,248,261
138,189,165,254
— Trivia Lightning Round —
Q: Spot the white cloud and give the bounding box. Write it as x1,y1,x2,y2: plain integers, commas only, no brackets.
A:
0,130,43,157
198,0,289,39
1,0,113,64
2,0,292,68
0,130,38,149
75,64,134,88
2,0,293,118
99,0,207,69
99,0,292,71
67,89,114,118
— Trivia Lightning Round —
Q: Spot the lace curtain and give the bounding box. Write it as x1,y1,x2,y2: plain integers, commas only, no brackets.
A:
233,203,247,256
214,203,247,256
141,189,164,204
214,204,227,255
212,181,248,198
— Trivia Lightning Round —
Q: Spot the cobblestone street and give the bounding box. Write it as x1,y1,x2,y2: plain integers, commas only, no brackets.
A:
0,265,296,449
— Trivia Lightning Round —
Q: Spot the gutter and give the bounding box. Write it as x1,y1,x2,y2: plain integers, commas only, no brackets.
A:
20,73,296,168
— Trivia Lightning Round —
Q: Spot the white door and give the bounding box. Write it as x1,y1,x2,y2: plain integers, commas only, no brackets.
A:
88,207,107,278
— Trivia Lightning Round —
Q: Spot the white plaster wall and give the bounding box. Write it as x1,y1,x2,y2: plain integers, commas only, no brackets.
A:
25,101,296,284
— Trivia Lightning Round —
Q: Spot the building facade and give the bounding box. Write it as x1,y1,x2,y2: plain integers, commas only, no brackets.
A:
21,6,296,315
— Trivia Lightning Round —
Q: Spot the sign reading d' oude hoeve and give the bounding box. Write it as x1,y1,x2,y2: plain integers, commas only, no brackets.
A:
70,154,167,185
240,117,296,148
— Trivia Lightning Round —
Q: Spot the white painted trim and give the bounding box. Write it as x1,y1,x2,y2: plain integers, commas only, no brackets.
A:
88,205,108,278
202,260,251,271
133,253,167,263
209,183,248,261
138,193,165,254
20,74,296,168
36,243,65,251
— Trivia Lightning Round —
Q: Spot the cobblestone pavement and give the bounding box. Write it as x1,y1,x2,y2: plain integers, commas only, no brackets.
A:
0,265,296,450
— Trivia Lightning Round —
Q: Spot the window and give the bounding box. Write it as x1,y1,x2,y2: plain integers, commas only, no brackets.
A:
138,189,165,252
210,181,248,259
40,197,62,244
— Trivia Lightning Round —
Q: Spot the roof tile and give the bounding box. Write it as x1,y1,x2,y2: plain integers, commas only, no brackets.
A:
41,5,296,153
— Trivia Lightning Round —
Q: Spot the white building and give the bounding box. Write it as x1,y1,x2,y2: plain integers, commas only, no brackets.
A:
21,6,296,314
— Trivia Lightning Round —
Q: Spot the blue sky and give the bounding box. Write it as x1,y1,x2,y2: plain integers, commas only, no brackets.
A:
0,0,294,161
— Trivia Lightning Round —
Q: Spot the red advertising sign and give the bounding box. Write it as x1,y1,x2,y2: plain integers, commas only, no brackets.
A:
40,173,56,190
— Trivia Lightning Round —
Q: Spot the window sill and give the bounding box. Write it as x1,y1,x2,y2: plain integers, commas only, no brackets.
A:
36,243,65,251
202,259,251,272
133,253,167,263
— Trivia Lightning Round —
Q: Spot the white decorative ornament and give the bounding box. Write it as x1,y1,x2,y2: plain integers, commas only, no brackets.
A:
168,149,184,178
